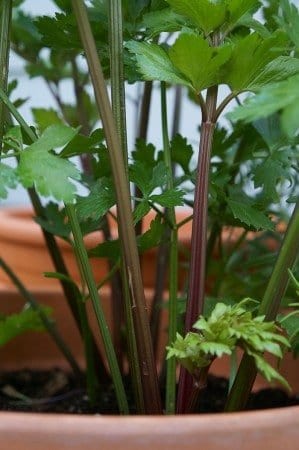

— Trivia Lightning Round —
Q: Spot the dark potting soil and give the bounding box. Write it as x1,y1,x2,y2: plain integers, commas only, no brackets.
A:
0,369,298,415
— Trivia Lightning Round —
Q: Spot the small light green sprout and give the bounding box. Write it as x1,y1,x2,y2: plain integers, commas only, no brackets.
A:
167,299,291,389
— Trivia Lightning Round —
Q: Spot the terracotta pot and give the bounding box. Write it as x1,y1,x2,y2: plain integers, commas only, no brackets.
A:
0,206,191,290
0,406,299,450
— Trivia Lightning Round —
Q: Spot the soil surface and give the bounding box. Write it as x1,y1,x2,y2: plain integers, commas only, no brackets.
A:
0,369,298,415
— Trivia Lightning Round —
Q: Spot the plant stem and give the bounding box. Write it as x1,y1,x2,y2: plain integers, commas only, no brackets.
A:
65,204,129,414
177,85,218,413
121,265,145,413
0,257,82,378
107,0,127,362
138,81,153,141
225,201,299,411
171,85,182,138
161,82,179,414
0,0,12,151
108,0,128,168
134,81,153,236
70,58,93,174
71,0,162,414
150,232,170,357
108,0,145,412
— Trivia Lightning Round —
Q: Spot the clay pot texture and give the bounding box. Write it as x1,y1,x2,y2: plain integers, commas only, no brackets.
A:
0,405,299,450
0,206,191,290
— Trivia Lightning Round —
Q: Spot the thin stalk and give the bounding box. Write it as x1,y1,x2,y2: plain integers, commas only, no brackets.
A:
0,86,108,382
185,365,210,413
177,85,218,414
108,0,128,168
75,296,99,404
228,348,238,393
0,257,82,378
121,263,145,413
71,0,162,414
214,91,237,121
108,0,144,411
134,81,153,235
225,201,299,411
65,204,129,414
161,82,179,414
171,85,182,138
101,221,124,368
138,81,153,141
150,232,170,357
71,58,93,174
0,0,12,151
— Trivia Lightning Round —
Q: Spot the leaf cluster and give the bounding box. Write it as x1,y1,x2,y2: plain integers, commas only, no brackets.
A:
167,300,290,388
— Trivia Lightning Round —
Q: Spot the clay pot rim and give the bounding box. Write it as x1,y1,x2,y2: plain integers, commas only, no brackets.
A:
0,406,299,450
0,206,193,247
1,403,298,422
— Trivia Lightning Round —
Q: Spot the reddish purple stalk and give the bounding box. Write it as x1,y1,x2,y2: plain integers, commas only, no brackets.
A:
177,86,218,413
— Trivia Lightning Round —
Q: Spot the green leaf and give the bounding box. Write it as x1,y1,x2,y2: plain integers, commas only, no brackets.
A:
226,0,260,29
278,313,299,357
170,134,193,174
3,125,23,152
34,202,71,239
0,164,18,198
133,201,151,224
237,15,271,38
223,31,288,91
248,57,299,90
17,124,80,202
150,188,185,207
169,33,232,91
227,199,274,230
229,74,299,123
137,216,165,252
89,240,120,263
253,114,285,151
249,352,291,390
18,151,80,203
166,0,226,34
281,101,299,137
27,124,79,152
130,161,169,197
276,0,299,48
166,0,259,34
35,13,81,50
61,128,105,157
168,299,290,387
126,41,190,86
123,0,149,21
0,305,52,347
132,139,157,168
32,108,62,133
76,179,116,222
253,150,293,201
141,8,186,36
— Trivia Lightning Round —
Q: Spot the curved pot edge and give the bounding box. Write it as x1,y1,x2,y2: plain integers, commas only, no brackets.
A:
0,406,299,450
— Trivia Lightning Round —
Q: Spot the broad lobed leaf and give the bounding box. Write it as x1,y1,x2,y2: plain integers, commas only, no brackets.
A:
126,41,190,87
169,33,232,92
